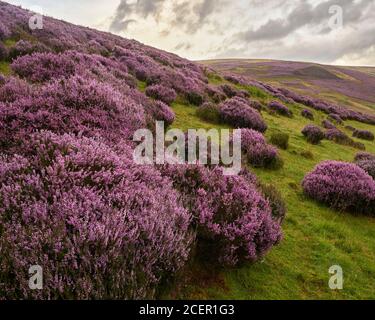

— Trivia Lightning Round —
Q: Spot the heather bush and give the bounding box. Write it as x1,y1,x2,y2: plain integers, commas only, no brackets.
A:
8,40,50,60
240,129,281,168
160,165,282,266
302,125,325,144
259,183,287,224
0,76,31,103
328,113,343,124
301,109,314,120
302,161,375,215
219,97,267,133
356,160,375,179
325,129,352,145
196,102,220,123
0,22,11,40
345,125,356,132
270,132,289,150
220,84,239,98
205,85,226,103
248,99,263,111
355,152,375,162
0,75,146,150
353,129,374,141
322,119,336,129
0,131,192,299
268,101,293,117
149,100,175,126
351,141,366,151
145,84,177,105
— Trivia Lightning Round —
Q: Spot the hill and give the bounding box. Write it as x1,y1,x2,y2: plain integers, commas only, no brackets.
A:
1,2,375,300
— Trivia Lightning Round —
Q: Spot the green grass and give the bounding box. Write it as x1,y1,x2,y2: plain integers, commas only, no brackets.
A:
164,82,375,300
0,61,11,76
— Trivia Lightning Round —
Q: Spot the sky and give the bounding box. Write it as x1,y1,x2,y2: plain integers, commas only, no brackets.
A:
4,0,375,66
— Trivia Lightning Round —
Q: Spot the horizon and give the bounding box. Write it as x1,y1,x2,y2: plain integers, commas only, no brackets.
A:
3,0,375,67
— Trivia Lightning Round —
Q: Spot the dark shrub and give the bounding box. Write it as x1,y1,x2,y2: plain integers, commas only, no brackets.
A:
240,129,281,168
353,129,374,141
356,160,375,179
259,183,287,224
0,131,192,299
301,109,314,120
160,165,282,266
219,97,267,133
220,84,238,98
196,102,220,123
301,150,314,159
145,84,177,105
351,141,366,151
328,113,343,124
186,91,204,106
249,99,263,111
325,128,351,145
302,125,325,144
302,161,375,215
270,132,289,150
268,100,293,117
355,152,375,162
0,42,7,60
322,119,336,129
345,125,356,132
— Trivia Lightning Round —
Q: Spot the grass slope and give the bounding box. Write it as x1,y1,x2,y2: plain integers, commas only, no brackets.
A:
166,77,375,300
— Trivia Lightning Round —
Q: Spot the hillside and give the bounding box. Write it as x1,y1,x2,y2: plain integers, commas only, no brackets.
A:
203,59,375,116
1,2,375,300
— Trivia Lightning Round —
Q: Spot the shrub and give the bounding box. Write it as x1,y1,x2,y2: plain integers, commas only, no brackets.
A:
8,40,49,60
160,165,282,266
0,22,11,40
220,84,238,98
270,132,289,150
0,42,7,60
185,91,204,106
302,125,325,144
301,150,314,159
0,76,31,103
196,102,220,123
351,141,366,151
219,97,267,133
240,129,281,168
353,129,374,141
356,160,375,179
325,128,351,145
145,84,177,105
302,161,375,215
268,100,293,117
0,131,192,299
322,119,336,129
259,183,287,224
328,113,343,124
355,152,375,162
301,109,314,120
248,99,263,111
345,125,356,132
150,100,175,126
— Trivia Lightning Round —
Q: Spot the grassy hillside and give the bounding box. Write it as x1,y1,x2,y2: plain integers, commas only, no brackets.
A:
164,77,375,300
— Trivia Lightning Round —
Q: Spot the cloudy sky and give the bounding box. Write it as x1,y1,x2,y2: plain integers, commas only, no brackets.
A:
4,0,375,66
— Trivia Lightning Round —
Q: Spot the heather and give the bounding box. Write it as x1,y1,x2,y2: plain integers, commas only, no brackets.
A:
302,125,325,145
355,152,375,162
145,84,177,105
160,165,282,266
268,101,292,117
219,97,267,132
0,131,192,299
238,129,281,168
302,161,375,215
322,119,336,129
355,160,375,179
301,109,314,120
353,129,374,141
196,102,220,123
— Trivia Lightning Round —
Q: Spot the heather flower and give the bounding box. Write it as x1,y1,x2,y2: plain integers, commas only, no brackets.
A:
0,21,11,40
353,129,374,141
355,152,375,162
220,84,239,98
145,84,177,105
160,165,282,266
356,160,375,179
325,128,352,145
302,161,375,215
302,125,325,144
328,113,343,124
301,109,314,120
268,101,293,117
0,131,193,299
149,100,175,126
219,97,267,133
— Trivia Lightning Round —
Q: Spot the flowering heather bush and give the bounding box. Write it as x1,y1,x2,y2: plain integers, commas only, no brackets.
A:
239,129,280,168
205,85,226,103
325,129,352,145
355,152,375,162
160,165,282,266
302,161,375,215
268,101,293,117
0,75,146,150
302,125,325,144
0,131,192,299
149,100,175,126
248,99,263,111
220,84,239,98
0,76,31,103
0,22,11,40
145,84,177,105
322,119,336,129
353,129,375,141
219,97,267,133
8,40,50,60
328,113,343,124
196,102,220,123
356,160,375,179
301,109,314,120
